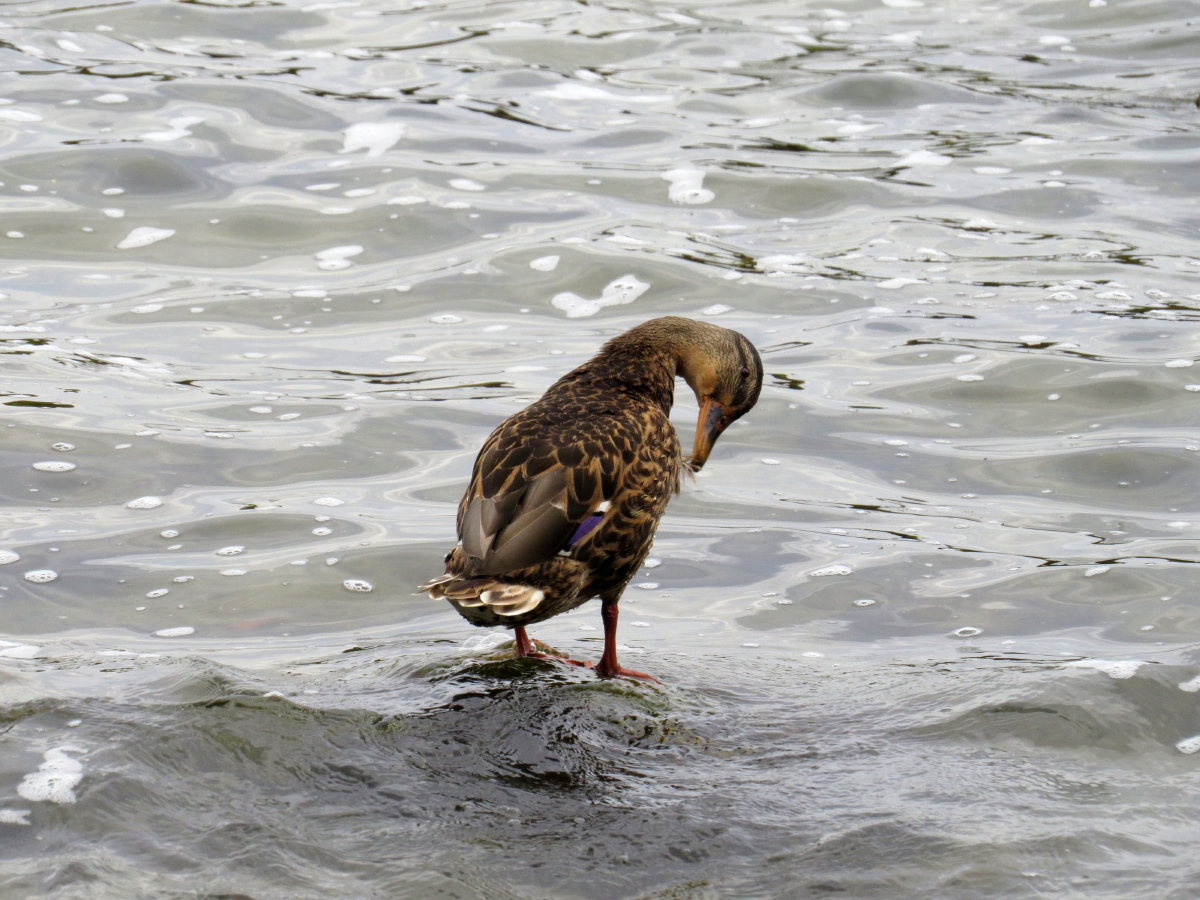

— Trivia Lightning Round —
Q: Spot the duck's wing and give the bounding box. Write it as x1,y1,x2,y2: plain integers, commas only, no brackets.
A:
456,424,622,577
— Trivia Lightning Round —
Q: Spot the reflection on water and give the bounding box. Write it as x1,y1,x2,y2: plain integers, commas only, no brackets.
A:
2,0,1200,896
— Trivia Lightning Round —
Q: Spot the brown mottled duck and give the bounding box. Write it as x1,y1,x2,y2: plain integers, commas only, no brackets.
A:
420,316,763,681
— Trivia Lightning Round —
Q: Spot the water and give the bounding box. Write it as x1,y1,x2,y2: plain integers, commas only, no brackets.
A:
2,0,1200,896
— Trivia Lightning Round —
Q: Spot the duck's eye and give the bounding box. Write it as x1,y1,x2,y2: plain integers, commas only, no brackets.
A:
740,366,750,378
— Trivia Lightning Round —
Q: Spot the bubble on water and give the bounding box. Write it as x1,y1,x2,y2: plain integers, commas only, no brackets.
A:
1019,334,1047,343
343,579,373,592
1185,385,1200,392
215,546,245,556
277,413,300,421
1177,735,1200,754
803,651,825,658
430,313,463,324
315,245,364,271
529,255,560,272
1046,393,1060,401
662,167,714,204
951,627,982,638
326,557,339,565
154,626,194,637
760,458,781,465
387,196,426,206
242,352,266,359
634,582,659,590
1165,359,1194,368
340,122,405,158
160,529,179,538
249,406,273,414
552,274,649,319
630,621,651,627
173,576,194,583
643,558,661,568
898,149,952,167
23,570,57,583
973,166,1010,174
809,565,852,577
17,747,84,804
1038,35,1070,45
953,354,976,364
0,550,19,565
449,178,486,191
1167,521,1191,528
32,461,76,472
778,599,793,605
0,809,30,825
51,442,75,452
1063,658,1144,679
853,598,877,607
145,588,169,598
126,496,163,509
883,439,909,446
1083,566,1110,576
312,527,332,536
95,93,128,103
116,227,175,250
1096,290,1132,301
313,497,344,507
460,632,512,652
385,354,427,363
702,304,734,315
220,569,246,576
956,374,984,382
1178,675,1200,692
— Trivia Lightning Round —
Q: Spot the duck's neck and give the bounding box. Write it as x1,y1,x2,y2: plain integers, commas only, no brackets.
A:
555,317,717,414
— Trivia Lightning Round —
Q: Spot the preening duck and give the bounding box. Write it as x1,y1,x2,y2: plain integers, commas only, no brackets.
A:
420,316,763,681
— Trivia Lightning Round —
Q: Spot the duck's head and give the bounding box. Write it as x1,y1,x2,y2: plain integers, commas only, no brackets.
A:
673,320,763,471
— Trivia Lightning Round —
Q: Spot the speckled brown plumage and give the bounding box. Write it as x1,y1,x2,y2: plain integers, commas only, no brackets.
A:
420,316,762,680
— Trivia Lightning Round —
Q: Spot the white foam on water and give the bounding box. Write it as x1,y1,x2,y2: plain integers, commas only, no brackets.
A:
313,497,344,506
1038,35,1070,45
1177,736,1200,754
1165,359,1193,368
1168,521,1191,528
220,569,246,576
0,641,40,658
145,589,168,598
1063,659,1145,679
643,558,661,568
1178,676,1200,692
630,621,650,627
634,582,659,590
249,405,273,413
703,304,734,315
215,545,245,556
32,461,76,472
387,195,426,205
0,550,19,565
552,274,649,318
883,439,908,446
953,354,977,363
173,576,194,583
23,570,57,583
529,255,560,271
460,632,512,652
95,93,128,103
810,565,852,577
340,122,406,157
760,458,781,465
430,313,463,324
141,115,204,141
897,150,952,166
343,579,373,592
116,227,175,250
877,277,924,289
0,809,31,825
313,527,332,535
951,627,982,638
315,245,363,270
126,496,163,509
51,442,75,452
103,208,125,218
957,374,984,382
449,178,485,191
1084,566,1109,577
854,599,877,607
154,626,194,637
662,167,714,204
385,354,426,363
973,166,1010,174
17,747,84,804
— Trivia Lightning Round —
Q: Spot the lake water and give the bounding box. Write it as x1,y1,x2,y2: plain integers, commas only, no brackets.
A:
2,0,1200,896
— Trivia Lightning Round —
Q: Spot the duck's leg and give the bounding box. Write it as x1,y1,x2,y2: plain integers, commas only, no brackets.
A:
512,625,591,667
594,596,661,683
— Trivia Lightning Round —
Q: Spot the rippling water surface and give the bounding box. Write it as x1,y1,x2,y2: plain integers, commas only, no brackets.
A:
2,0,1200,896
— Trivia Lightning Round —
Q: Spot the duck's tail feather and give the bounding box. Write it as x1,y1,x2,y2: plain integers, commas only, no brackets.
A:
418,574,545,617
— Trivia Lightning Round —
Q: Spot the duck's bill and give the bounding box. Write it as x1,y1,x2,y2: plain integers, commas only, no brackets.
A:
688,397,728,472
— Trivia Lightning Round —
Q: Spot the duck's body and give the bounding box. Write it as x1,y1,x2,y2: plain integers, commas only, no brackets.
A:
421,316,762,680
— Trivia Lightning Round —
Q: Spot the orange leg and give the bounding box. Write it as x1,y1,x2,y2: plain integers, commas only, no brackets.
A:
593,602,661,683
512,625,590,667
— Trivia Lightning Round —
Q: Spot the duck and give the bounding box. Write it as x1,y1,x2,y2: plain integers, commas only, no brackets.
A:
419,316,763,681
